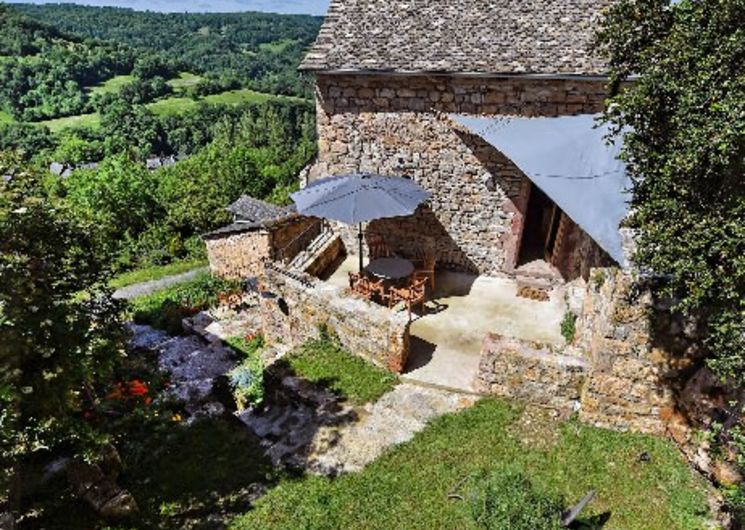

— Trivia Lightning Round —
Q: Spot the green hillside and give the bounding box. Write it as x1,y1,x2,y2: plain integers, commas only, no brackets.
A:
12,3,322,98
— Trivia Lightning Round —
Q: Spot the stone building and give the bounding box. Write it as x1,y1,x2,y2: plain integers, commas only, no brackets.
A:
208,0,737,443
299,0,621,281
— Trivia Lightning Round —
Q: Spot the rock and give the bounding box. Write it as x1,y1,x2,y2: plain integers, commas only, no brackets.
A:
0,512,16,530
66,460,139,520
713,460,743,487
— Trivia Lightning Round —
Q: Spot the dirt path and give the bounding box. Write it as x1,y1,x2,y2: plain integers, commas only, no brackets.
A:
113,267,208,300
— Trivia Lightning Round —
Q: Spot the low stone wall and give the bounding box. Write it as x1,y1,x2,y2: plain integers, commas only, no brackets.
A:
259,265,410,372
476,334,589,413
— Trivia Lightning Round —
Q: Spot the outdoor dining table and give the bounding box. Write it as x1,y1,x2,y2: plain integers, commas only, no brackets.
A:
365,257,414,282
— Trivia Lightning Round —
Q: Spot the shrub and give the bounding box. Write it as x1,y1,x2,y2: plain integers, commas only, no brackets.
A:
467,466,564,530
130,273,241,334
560,312,578,344
227,336,265,410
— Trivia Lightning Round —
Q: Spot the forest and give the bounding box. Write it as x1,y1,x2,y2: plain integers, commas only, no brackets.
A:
12,3,322,97
0,1,319,275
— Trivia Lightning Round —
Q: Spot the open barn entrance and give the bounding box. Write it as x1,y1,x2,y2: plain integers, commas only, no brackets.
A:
518,183,563,266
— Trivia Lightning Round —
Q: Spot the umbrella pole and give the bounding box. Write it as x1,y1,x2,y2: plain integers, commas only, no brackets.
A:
358,223,364,272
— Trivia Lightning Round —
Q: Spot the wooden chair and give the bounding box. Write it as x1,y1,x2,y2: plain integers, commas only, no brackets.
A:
349,272,386,301
387,277,427,319
367,233,392,259
412,254,436,292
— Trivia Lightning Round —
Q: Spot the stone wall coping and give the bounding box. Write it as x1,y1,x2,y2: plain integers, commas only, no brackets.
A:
264,265,410,328
483,333,590,370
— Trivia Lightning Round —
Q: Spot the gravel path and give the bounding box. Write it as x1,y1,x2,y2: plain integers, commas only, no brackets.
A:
113,267,208,300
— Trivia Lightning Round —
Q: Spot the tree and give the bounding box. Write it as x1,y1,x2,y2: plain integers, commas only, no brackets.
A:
598,0,744,384
598,1,744,518
0,153,126,515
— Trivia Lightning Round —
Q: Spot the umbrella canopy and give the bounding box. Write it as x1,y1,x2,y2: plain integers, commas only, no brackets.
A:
450,113,630,264
291,173,431,271
291,173,431,225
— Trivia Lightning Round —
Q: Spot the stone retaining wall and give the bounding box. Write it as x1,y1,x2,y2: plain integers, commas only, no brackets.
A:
259,266,410,372
309,74,609,275
476,334,590,413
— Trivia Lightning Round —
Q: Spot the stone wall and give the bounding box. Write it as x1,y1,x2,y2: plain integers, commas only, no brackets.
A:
575,268,681,435
476,334,589,413
205,217,317,280
310,74,609,275
205,230,271,280
259,265,411,372
476,268,706,435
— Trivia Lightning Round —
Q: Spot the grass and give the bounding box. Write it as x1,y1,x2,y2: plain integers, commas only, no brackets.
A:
129,272,241,334
86,74,135,95
109,259,208,290
283,336,398,405
122,417,273,528
166,71,203,89
36,112,100,133
0,110,13,124
31,87,308,132
231,399,711,530
147,89,304,117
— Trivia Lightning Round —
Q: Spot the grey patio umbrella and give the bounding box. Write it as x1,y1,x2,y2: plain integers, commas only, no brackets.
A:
291,173,431,271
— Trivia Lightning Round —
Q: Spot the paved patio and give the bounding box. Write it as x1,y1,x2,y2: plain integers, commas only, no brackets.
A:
323,255,566,393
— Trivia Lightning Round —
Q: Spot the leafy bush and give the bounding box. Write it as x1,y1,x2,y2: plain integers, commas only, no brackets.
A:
130,273,241,334
560,311,578,343
226,335,266,409
468,466,564,530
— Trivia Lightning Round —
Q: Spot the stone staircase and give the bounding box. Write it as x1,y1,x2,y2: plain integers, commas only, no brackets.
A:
236,367,357,471
514,259,564,302
287,227,336,271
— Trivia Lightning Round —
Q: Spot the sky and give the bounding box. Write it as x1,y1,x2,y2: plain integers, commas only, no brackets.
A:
6,0,331,15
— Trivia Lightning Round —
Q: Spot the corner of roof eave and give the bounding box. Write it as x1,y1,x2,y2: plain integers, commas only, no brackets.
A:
296,67,614,81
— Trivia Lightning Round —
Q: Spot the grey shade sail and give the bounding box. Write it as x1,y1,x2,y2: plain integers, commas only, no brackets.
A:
450,113,630,264
291,173,431,225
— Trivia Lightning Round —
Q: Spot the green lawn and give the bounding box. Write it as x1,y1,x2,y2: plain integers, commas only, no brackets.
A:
231,399,711,530
86,74,134,95
283,337,398,405
166,71,203,89
109,259,208,290
37,112,100,133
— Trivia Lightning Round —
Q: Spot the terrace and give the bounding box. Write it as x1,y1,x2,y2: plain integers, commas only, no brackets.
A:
322,253,566,392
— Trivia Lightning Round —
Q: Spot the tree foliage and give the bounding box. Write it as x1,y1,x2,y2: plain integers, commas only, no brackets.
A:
0,153,126,509
12,3,321,98
598,0,745,385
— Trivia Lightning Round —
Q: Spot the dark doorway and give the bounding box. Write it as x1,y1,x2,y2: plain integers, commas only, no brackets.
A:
518,184,562,265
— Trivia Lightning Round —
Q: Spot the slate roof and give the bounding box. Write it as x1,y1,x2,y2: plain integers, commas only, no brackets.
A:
228,195,294,223
203,196,296,239
300,0,614,76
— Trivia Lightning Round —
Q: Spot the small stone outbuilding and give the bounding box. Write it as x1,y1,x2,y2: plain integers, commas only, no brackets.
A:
203,196,316,279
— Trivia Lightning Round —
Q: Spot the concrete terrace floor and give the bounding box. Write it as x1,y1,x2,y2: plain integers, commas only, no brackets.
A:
323,255,566,393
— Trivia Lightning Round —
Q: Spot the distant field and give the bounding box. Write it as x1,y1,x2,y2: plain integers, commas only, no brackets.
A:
258,38,299,54
147,89,304,116
167,72,203,89
34,88,307,133
86,74,134,95
37,112,101,133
